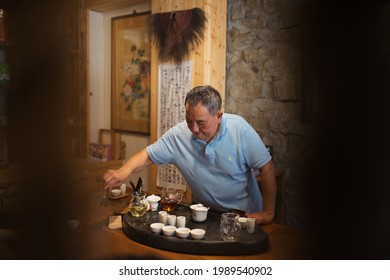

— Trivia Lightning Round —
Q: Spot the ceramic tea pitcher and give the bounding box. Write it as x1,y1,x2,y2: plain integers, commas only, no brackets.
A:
219,212,241,242
128,191,149,217
160,188,183,211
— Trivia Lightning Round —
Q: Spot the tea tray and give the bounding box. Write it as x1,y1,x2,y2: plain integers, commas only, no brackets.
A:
108,192,129,200
122,204,269,255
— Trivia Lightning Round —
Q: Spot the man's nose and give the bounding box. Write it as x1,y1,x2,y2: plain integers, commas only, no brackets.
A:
190,123,199,133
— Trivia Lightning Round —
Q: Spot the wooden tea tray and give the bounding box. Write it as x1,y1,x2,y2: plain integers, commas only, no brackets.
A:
108,192,129,200
122,204,269,255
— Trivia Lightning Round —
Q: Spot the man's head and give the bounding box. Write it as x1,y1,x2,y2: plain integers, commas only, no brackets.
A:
185,85,223,143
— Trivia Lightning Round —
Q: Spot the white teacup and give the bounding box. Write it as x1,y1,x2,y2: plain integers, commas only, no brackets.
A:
246,218,256,234
158,211,167,223
238,217,248,229
110,189,121,197
147,194,161,211
167,215,177,226
161,213,170,225
120,184,127,196
176,216,186,228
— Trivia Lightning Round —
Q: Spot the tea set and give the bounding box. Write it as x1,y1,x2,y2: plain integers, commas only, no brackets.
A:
120,182,254,242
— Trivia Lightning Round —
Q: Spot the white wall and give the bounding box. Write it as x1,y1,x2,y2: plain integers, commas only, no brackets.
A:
89,11,105,142
88,3,152,192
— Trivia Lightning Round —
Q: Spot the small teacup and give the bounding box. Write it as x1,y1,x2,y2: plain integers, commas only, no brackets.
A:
147,194,161,211
110,189,121,197
190,228,205,240
158,211,167,223
246,218,256,234
176,216,186,228
162,226,177,236
150,223,164,234
175,227,190,239
167,215,177,226
238,217,248,229
161,213,170,225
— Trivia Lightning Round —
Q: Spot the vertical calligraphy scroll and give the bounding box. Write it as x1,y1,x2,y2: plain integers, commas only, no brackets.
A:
157,61,193,190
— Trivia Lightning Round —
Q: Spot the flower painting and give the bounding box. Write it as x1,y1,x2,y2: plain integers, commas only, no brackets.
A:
112,12,151,133
120,48,150,117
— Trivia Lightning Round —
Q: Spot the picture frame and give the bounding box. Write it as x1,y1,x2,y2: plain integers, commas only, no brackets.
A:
89,142,113,161
111,12,151,134
98,129,124,160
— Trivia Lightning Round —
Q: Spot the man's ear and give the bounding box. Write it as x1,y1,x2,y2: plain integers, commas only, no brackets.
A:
217,111,223,122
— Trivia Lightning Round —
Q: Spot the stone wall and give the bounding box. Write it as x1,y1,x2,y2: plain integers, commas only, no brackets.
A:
226,0,313,228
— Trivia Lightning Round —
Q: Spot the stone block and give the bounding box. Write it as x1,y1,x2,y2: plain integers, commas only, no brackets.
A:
274,79,297,101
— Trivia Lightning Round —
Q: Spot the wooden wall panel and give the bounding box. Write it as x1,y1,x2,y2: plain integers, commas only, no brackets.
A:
84,0,148,12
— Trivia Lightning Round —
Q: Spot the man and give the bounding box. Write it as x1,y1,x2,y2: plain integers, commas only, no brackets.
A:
103,85,276,224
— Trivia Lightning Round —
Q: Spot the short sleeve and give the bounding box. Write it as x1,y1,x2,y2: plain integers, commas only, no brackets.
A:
241,124,271,170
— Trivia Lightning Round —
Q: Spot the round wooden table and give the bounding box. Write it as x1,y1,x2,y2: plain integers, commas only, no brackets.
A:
65,191,311,260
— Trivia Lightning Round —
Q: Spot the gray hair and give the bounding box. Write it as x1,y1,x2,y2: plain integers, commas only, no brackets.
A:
184,85,222,115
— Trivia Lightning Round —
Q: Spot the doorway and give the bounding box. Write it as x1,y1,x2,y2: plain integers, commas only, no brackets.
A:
87,3,152,191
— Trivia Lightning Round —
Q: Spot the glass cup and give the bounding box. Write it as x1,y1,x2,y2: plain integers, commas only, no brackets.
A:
219,212,241,242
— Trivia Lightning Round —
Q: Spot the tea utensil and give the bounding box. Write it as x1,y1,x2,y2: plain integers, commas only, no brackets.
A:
130,181,136,192
136,177,143,192
97,175,108,207
100,189,108,207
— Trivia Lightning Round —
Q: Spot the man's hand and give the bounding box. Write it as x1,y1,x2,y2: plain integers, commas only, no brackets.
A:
246,211,274,225
102,149,153,191
102,169,127,190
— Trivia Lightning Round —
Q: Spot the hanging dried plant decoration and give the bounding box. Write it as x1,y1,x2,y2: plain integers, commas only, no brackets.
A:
147,7,207,64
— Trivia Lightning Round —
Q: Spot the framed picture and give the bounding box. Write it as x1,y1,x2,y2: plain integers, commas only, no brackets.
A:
111,12,151,134
99,129,124,160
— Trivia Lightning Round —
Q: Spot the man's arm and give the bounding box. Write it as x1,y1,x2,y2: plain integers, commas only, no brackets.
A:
247,160,277,224
103,148,153,190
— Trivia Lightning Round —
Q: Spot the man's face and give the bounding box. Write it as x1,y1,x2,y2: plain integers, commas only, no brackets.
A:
185,103,222,143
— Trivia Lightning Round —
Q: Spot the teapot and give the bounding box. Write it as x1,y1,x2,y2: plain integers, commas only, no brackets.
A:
190,203,210,222
160,188,183,211
219,212,241,242
128,191,149,217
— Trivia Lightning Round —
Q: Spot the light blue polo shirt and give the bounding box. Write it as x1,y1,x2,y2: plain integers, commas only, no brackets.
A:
146,113,271,213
